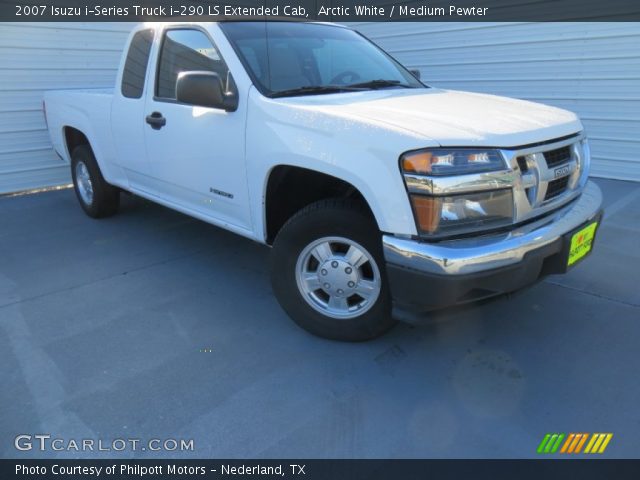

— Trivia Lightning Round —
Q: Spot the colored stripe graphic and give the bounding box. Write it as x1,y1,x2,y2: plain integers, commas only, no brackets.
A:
537,433,565,453
537,434,551,453
560,433,575,453
575,433,589,453
567,433,588,453
550,434,565,453
584,433,613,454
568,434,581,453
598,434,614,453
584,434,600,453
541,433,613,454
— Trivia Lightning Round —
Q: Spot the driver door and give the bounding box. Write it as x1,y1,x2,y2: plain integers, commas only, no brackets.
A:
142,27,251,231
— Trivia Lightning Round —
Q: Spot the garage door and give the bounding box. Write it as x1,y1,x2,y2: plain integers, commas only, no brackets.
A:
352,22,640,182
0,22,132,194
1,22,638,193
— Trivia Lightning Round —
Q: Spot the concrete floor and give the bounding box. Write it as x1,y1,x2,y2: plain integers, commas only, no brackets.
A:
1,178,639,459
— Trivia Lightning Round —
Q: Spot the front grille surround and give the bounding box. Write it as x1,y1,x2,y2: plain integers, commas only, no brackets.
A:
499,133,586,225
543,146,572,168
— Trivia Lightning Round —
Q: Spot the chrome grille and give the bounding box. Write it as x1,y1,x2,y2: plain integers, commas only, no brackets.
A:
544,176,570,201
516,156,529,173
500,133,585,224
543,146,572,168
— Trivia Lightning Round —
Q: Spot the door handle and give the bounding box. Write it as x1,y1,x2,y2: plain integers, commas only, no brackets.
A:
145,112,166,130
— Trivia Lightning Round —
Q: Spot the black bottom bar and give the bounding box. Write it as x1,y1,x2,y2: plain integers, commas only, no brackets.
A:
4,459,640,480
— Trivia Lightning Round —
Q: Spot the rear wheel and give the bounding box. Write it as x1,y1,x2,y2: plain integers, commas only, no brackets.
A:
71,145,119,218
270,199,396,341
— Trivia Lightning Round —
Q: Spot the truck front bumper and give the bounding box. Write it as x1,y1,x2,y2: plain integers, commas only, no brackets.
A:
382,180,603,317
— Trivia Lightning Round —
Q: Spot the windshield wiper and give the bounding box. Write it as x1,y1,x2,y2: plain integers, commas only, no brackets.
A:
345,79,414,90
269,85,365,98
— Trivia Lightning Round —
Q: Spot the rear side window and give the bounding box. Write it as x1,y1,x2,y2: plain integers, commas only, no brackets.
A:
121,29,154,99
156,29,229,100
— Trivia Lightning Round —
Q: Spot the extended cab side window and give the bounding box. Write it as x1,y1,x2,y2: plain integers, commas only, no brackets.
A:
121,29,154,99
156,29,229,100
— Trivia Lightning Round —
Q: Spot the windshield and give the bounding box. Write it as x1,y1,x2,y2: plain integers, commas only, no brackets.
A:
220,22,425,97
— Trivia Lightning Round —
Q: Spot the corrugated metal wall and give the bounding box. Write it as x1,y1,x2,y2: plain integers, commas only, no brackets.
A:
0,22,638,193
352,22,640,181
0,22,132,194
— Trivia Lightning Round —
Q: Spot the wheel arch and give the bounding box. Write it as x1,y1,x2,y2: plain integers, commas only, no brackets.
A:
63,126,92,159
264,165,381,245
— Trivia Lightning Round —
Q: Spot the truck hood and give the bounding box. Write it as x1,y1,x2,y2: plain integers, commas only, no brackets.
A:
281,88,583,147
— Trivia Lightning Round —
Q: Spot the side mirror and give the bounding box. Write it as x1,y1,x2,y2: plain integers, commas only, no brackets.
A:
176,71,238,112
409,69,421,80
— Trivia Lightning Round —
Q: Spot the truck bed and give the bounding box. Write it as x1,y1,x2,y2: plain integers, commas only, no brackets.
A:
44,88,115,165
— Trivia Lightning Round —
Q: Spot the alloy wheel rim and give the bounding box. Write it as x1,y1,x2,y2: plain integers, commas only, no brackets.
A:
295,236,382,319
75,161,94,205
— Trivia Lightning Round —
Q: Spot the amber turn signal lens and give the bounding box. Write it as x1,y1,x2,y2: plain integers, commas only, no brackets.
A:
410,195,441,233
402,152,433,175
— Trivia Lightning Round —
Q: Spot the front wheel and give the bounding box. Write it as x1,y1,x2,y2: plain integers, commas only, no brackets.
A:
270,199,396,341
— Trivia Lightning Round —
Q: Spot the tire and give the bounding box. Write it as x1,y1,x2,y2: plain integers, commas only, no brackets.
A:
270,199,397,341
70,144,120,218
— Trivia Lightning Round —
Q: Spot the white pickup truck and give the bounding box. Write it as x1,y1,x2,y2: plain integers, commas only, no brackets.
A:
44,21,603,341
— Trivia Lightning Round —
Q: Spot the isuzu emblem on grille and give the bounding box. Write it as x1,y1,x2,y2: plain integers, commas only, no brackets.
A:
554,165,570,178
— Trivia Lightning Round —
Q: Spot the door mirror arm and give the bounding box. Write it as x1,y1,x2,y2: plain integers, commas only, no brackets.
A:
222,72,239,112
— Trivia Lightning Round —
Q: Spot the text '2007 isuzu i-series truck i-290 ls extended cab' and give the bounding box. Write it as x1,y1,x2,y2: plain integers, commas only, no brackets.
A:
44,21,603,341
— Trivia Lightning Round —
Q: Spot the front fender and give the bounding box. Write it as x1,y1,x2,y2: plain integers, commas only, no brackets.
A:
246,92,433,240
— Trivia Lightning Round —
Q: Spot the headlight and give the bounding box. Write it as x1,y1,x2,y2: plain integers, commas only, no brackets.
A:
578,137,591,187
401,148,513,237
401,148,506,176
410,190,514,236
